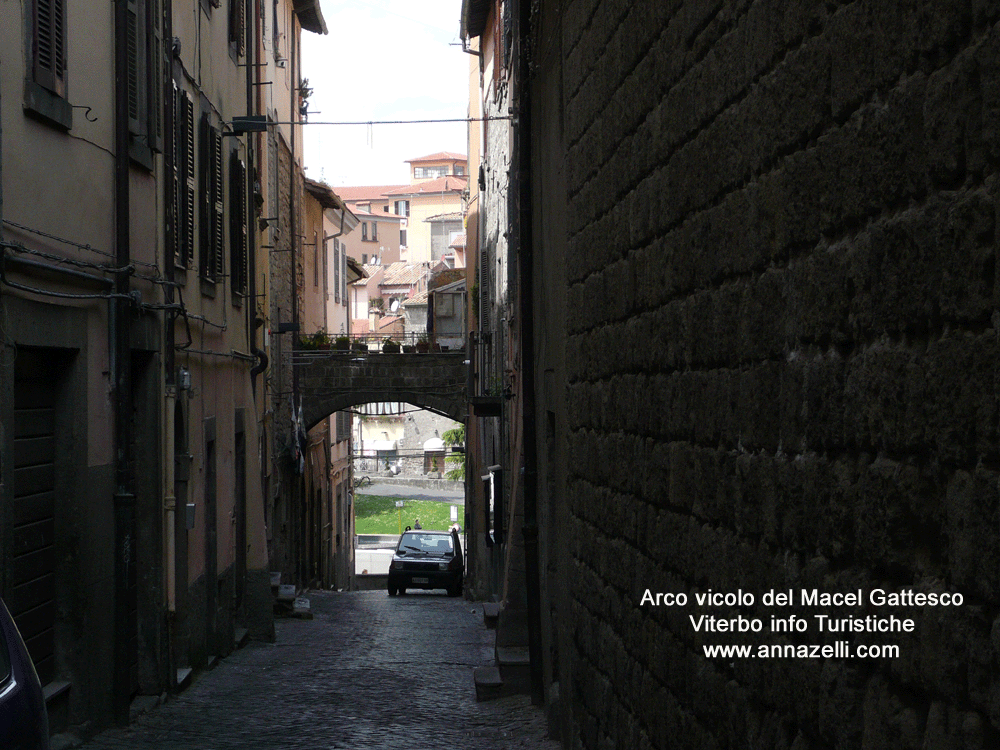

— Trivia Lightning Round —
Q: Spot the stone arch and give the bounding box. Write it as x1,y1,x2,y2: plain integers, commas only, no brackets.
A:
296,351,469,431
302,390,466,431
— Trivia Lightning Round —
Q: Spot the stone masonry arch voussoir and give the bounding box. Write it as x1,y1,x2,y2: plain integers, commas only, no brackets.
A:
297,352,469,431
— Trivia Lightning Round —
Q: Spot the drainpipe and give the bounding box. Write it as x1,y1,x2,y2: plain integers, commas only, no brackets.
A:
516,0,544,707
164,0,177,625
248,0,267,386
113,0,135,724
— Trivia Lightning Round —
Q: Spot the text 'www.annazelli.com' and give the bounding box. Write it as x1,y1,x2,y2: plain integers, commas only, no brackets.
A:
703,642,901,659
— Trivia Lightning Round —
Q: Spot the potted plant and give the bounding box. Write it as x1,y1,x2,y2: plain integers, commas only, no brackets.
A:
351,339,368,353
402,343,416,353
382,337,401,353
311,329,331,350
334,335,350,351
416,336,430,353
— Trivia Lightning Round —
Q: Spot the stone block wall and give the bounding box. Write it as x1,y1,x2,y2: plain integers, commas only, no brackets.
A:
543,2,1000,748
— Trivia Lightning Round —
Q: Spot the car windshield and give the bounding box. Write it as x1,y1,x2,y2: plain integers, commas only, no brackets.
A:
398,533,454,555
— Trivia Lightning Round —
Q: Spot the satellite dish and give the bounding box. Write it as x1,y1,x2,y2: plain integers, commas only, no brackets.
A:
390,299,400,312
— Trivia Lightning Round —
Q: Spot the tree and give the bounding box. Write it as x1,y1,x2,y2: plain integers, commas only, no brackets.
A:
442,424,465,480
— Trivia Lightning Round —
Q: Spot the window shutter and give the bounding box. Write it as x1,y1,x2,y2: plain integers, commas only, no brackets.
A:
342,250,347,307
170,84,181,262
182,95,196,267
200,115,211,274
333,241,340,303
34,0,67,96
229,0,246,56
149,0,164,150
126,0,142,130
212,127,225,280
230,152,248,295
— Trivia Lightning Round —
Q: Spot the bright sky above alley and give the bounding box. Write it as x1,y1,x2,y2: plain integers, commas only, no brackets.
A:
301,0,470,186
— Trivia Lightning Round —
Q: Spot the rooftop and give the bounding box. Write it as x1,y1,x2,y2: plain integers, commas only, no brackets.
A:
383,175,468,197
406,152,468,164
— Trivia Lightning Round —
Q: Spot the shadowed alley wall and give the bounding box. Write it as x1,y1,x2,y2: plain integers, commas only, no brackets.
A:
532,2,1000,748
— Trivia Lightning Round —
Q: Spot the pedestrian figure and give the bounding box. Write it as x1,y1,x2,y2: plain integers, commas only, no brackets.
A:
414,518,422,529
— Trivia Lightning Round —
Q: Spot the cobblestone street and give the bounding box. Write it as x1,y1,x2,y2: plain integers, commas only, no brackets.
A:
77,591,560,749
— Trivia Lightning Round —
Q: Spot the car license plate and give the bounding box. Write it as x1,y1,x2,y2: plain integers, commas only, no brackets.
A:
413,577,429,584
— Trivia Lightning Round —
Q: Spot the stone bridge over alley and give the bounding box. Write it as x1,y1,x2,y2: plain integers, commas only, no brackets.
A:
295,350,469,429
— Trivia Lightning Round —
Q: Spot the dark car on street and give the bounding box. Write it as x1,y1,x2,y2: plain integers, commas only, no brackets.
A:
388,529,464,596
0,597,50,750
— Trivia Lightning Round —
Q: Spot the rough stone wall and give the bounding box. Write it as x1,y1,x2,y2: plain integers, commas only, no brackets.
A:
551,2,1000,748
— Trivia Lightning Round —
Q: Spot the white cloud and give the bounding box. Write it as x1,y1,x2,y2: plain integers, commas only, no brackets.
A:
301,0,469,187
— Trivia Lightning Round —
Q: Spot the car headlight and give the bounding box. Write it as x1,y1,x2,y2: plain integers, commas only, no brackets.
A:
390,561,401,570
438,562,448,570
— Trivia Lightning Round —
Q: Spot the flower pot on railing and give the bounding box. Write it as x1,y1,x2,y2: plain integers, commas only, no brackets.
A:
402,344,416,353
382,338,401,353
334,337,350,351
416,338,430,353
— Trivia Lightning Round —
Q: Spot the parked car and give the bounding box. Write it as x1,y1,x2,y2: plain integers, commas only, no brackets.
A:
388,529,464,596
0,598,50,750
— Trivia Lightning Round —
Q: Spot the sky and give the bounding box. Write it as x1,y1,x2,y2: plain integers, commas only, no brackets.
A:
300,0,470,188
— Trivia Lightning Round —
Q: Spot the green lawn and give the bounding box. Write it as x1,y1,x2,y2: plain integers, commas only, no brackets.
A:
354,494,461,534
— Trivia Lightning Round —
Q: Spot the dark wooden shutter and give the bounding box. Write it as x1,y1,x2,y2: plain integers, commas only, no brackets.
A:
176,93,196,267
182,95,196,267
126,0,142,131
149,0,164,150
170,84,181,262
229,152,248,295
211,127,225,280
34,0,67,96
229,0,245,56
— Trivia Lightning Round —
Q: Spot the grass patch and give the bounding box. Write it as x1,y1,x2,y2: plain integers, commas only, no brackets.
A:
354,494,460,534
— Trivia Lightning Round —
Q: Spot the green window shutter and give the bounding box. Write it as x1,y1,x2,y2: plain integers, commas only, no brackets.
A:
34,0,67,96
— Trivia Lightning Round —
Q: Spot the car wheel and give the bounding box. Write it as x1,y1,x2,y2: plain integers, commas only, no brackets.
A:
388,584,397,596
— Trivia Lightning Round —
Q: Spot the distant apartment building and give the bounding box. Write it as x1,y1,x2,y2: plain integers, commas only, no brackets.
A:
338,153,468,266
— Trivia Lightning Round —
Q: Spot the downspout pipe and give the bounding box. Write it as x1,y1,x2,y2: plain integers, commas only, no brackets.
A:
517,0,545,707
113,0,135,725
247,0,267,386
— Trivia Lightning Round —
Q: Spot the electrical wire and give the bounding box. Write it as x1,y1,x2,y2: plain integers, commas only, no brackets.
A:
255,115,513,127
2,219,158,269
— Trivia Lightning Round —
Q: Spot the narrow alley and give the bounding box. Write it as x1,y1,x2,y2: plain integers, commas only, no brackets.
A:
74,591,558,749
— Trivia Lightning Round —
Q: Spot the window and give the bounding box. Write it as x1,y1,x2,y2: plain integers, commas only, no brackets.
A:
372,222,378,241
394,200,409,217
32,0,67,97
126,0,164,156
414,166,448,179
200,114,224,281
173,87,196,268
362,222,368,241
454,165,465,176
229,151,248,295
362,254,368,265
400,228,407,247
228,0,245,57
